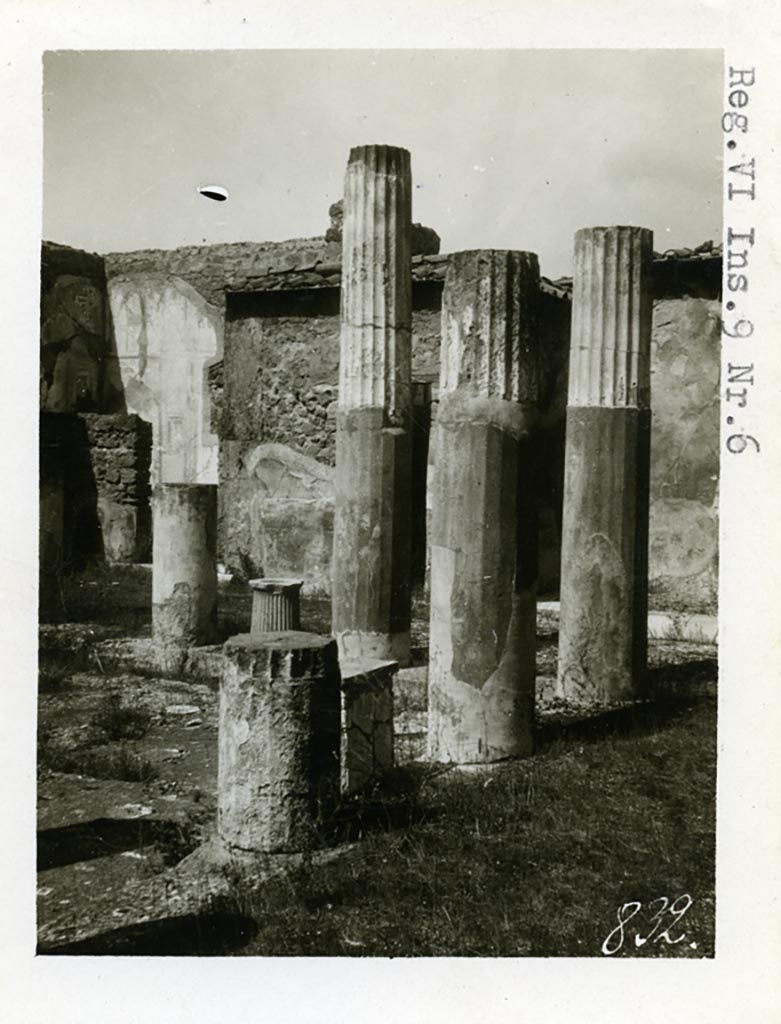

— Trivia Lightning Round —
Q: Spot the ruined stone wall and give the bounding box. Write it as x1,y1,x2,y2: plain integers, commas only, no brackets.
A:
106,272,223,485
218,299,339,587
104,238,338,308
221,307,340,462
40,411,152,568
217,288,443,587
51,234,718,613
40,243,154,573
648,297,720,613
40,242,123,413
81,414,153,562
217,261,719,613
102,238,344,489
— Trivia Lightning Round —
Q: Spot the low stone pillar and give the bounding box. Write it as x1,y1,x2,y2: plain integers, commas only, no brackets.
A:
218,632,342,854
428,250,541,764
556,226,653,704
249,578,303,633
340,659,397,795
332,144,413,666
152,484,217,664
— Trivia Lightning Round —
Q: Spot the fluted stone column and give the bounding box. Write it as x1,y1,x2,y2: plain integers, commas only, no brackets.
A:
428,250,541,763
249,578,303,633
218,632,341,854
332,145,413,665
152,484,217,662
556,226,653,704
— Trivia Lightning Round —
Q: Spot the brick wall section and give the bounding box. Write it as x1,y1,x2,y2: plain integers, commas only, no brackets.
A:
40,412,152,567
80,414,152,507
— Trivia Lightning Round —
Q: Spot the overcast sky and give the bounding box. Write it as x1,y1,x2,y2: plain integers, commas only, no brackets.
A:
43,48,722,278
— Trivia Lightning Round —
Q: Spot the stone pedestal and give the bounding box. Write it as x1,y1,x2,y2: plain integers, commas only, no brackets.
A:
428,250,541,764
332,144,413,667
249,578,303,633
218,632,341,854
556,226,653,704
152,485,217,664
340,659,397,795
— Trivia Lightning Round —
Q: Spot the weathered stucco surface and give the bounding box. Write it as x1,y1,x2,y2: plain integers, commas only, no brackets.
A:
218,295,440,585
217,287,718,612
648,298,720,612
219,442,335,591
108,273,223,485
40,242,127,414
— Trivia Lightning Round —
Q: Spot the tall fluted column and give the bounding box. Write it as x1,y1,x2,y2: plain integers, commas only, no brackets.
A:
428,250,541,763
556,226,653,704
332,145,413,665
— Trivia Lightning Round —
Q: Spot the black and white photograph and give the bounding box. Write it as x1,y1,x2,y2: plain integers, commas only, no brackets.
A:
36,46,722,957
2,4,780,1022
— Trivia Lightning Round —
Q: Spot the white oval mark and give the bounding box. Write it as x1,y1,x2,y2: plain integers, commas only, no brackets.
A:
198,184,229,202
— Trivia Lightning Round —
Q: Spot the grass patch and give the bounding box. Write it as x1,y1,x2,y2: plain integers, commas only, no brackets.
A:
38,695,157,783
90,694,152,741
229,696,716,958
38,665,75,694
38,734,159,783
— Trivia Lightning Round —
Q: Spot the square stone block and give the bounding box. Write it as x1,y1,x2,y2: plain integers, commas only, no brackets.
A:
339,658,397,795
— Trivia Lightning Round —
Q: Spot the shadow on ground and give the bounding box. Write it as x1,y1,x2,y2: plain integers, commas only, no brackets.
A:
37,817,198,872
537,655,717,750
37,909,258,956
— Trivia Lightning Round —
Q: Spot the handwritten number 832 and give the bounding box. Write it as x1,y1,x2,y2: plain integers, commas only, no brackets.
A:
601,895,693,956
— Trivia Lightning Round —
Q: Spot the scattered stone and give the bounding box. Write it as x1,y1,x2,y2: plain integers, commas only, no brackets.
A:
111,803,154,819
